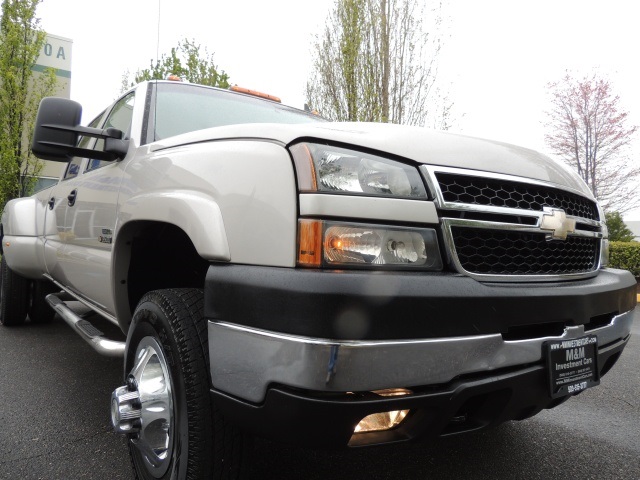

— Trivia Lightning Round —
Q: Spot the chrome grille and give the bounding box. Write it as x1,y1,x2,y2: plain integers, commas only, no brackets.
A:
422,166,603,282
435,172,599,220
451,227,600,275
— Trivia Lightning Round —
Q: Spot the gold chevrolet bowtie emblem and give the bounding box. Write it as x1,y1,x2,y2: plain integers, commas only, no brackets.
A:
540,208,576,241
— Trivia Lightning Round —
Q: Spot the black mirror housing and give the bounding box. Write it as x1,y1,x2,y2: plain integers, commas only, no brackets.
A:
31,97,83,162
31,97,128,163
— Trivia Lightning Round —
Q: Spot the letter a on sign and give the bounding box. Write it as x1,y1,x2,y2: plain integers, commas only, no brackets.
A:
57,47,65,60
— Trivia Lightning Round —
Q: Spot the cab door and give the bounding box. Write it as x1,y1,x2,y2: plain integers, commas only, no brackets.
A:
46,92,135,314
43,155,89,287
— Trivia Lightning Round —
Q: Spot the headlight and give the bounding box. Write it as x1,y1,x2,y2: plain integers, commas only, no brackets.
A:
298,220,442,270
290,143,427,198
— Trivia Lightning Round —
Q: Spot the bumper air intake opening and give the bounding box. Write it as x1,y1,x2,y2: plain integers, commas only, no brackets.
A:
441,389,511,436
502,321,566,341
585,312,616,331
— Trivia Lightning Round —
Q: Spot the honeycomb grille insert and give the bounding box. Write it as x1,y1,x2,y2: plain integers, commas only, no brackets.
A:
436,173,599,221
451,227,599,275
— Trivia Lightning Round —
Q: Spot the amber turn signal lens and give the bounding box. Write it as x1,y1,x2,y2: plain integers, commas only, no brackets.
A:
297,220,322,267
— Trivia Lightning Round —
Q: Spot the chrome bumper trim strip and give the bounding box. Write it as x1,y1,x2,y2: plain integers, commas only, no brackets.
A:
208,309,634,403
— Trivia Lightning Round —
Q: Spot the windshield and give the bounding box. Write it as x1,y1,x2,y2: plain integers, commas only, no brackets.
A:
151,82,324,142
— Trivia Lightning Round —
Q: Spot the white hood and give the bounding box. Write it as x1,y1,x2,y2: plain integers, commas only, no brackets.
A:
151,121,593,198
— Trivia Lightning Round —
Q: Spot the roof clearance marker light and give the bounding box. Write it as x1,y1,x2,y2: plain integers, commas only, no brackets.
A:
229,85,281,103
303,104,320,115
297,220,322,267
166,74,183,82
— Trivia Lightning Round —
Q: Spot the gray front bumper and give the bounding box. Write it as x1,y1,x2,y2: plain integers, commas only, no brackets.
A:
208,309,634,403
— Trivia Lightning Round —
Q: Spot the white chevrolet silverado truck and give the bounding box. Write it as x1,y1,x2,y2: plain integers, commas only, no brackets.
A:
0,80,636,479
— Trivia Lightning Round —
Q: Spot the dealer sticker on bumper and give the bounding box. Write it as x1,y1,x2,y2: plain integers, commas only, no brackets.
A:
544,335,600,399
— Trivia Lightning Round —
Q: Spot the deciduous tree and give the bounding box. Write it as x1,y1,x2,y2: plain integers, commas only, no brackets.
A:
122,38,230,91
544,73,639,213
306,0,451,128
0,0,57,206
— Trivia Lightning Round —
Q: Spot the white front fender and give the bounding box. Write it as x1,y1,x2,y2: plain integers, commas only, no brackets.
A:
118,190,230,261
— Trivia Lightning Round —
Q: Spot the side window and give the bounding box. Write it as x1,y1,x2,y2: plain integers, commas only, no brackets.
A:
62,113,106,181
88,92,135,172
63,157,83,180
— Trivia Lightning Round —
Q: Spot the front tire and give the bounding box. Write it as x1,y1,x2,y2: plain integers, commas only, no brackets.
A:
120,288,248,479
0,256,30,326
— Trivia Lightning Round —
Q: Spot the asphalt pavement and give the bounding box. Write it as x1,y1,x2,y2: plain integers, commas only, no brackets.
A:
1,310,638,479
0,313,129,479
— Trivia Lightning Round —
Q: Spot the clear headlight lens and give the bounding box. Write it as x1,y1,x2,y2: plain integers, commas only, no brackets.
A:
290,142,427,198
298,220,442,270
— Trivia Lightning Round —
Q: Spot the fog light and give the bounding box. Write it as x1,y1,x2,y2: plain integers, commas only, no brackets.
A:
354,410,409,433
353,388,411,433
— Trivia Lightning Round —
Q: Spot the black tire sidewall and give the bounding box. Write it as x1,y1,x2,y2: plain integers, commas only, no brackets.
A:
0,256,29,326
126,296,192,480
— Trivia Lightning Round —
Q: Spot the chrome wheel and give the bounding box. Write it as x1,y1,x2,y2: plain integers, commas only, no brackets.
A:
112,336,174,478
117,289,248,479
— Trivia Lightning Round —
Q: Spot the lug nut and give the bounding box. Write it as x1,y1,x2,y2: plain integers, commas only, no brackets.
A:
111,385,142,434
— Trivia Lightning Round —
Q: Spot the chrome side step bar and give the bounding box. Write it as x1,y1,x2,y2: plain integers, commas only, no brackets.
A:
46,293,125,358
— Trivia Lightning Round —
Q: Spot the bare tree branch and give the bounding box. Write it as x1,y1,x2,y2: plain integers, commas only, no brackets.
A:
307,0,452,128
544,72,639,213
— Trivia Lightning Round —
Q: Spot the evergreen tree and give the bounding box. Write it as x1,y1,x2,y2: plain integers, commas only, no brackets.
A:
605,211,636,242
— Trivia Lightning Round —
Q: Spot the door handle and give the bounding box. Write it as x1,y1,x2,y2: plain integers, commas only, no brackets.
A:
67,189,78,207
48,197,55,210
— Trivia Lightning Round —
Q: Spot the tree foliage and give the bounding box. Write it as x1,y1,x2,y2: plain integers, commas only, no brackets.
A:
123,38,230,91
306,0,451,128
544,72,639,213
0,0,57,206
605,211,636,242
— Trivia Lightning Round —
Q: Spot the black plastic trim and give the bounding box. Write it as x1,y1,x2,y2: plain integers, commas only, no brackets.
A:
204,265,636,340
